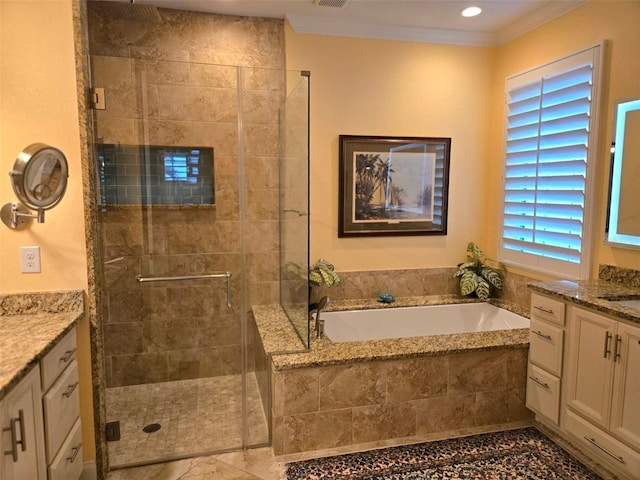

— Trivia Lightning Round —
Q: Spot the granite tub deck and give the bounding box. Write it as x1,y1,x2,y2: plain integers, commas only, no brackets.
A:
253,295,534,456
0,291,84,400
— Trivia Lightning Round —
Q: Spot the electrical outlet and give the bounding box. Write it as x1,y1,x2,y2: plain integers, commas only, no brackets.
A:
20,246,41,273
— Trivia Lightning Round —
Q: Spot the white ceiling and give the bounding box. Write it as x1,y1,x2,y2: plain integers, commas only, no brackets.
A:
119,0,586,46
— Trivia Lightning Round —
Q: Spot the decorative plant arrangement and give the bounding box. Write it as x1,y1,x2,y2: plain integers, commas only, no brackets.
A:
309,259,341,287
454,242,503,301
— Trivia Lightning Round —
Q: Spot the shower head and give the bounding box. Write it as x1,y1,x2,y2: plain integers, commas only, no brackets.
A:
92,0,162,23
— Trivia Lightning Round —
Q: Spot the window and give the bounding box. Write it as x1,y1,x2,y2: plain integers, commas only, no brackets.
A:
499,45,603,279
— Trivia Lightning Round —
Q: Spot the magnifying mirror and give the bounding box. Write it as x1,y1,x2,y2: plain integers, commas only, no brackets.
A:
1,143,69,229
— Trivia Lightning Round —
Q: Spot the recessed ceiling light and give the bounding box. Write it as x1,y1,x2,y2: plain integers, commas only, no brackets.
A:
461,6,482,17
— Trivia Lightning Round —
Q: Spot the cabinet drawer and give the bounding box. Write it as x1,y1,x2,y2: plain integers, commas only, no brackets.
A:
529,318,564,376
530,293,565,326
43,359,80,462
41,327,77,392
48,418,82,480
565,409,640,479
526,363,560,425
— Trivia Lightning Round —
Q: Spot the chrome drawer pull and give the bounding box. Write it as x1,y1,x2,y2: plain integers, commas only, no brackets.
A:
603,331,612,359
528,376,550,390
583,436,625,464
3,409,26,462
533,305,554,315
62,381,79,398
614,334,622,362
66,443,82,463
532,330,552,341
60,348,76,363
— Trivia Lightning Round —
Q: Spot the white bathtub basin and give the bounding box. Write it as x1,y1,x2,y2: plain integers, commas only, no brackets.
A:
322,303,529,343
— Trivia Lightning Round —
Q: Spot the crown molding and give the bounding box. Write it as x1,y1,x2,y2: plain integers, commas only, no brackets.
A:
288,0,588,48
287,14,498,47
496,0,587,45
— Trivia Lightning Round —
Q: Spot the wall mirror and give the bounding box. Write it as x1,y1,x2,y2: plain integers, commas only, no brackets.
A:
1,143,69,229
606,99,640,248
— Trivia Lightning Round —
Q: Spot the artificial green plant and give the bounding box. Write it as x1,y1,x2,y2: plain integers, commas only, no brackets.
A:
454,242,503,301
309,259,341,287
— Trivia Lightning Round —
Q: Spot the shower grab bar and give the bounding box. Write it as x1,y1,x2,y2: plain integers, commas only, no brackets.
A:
135,272,232,308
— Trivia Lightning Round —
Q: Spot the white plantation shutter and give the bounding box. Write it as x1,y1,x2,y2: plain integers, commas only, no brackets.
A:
499,46,602,279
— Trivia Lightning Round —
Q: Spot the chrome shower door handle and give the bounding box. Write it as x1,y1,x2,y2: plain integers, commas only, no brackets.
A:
136,272,232,309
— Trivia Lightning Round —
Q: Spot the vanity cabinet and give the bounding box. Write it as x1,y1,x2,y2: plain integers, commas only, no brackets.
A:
526,292,565,424
565,305,640,478
0,327,81,480
0,367,47,480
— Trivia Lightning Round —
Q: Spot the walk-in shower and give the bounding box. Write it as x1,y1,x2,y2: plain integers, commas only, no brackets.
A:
88,3,309,469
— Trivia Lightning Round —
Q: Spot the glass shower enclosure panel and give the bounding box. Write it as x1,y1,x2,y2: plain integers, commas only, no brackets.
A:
279,71,310,348
93,57,270,467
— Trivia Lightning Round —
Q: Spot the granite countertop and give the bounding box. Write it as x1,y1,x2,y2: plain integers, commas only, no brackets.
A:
0,291,84,401
253,295,531,371
529,279,640,325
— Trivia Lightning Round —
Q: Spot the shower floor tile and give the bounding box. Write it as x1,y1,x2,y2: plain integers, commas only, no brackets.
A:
106,373,269,468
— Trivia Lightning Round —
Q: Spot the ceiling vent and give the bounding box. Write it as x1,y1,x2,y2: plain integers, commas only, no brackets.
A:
312,0,350,8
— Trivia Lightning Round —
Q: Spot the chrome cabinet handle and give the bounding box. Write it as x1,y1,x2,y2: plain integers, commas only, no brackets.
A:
603,331,612,359
583,436,625,464
532,329,552,341
528,376,550,390
614,334,622,362
62,381,79,398
3,409,26,462
533,305,554,315
60,348,76,363
66,443,82,463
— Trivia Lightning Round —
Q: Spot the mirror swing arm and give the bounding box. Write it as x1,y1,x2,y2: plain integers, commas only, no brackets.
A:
1,143,69,230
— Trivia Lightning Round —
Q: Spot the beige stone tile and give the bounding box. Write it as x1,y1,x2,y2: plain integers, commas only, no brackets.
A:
197,314,242,347
166,345,242,380
142,318,199,353
246,189,279,221
104,322,144,356
244,221,278,253
283,369,319,415
244,124,278,157
283,409,352,454
448,350,506,395
505,348,528,389
352,402,416,444
110,352,168,387
416,393,476,434
476,387,533,425
386,356,448,402
320,363,385,410
157,84,237,123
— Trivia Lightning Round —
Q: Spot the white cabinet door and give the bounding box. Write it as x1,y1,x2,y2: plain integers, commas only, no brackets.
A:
610,321,640,451
566,306,616,429
0,367,46,480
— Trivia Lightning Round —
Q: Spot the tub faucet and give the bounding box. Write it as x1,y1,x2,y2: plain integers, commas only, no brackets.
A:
309,296,329,338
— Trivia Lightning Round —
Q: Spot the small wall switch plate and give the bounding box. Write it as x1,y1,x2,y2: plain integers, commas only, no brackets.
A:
20,246,41,273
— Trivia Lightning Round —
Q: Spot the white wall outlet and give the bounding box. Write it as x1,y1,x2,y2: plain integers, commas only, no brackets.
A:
20,246,41,273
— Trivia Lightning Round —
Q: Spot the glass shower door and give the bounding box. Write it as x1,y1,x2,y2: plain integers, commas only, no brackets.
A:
279,71,311,347
93,57,270,467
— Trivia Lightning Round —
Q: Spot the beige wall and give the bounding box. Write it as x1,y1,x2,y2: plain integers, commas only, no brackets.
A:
285,25,496,271
286,1,640,278
0,0,94,462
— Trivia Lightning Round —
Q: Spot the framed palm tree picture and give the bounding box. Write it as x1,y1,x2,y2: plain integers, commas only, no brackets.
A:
338,135,451,237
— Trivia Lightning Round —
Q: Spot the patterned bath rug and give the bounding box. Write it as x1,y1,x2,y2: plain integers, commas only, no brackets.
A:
285,427,603,479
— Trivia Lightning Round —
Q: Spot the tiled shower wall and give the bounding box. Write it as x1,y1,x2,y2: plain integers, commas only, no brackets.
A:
89,5,284,387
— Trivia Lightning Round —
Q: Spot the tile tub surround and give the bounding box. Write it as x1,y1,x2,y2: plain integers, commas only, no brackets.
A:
0,290,84,399
311,267,541,314
253,295,532,456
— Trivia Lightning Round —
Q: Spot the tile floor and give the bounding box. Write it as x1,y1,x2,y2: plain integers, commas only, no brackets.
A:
106,374,269,468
